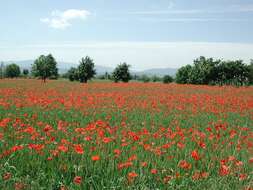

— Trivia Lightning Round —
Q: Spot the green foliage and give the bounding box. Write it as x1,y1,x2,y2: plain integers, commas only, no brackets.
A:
60,73,69,79
77,56,96,83
131,74,139,81
163,75,173,84
215,60,250,86
151,75,162,82
0,62,4,79
32,54,58,82
5,63,21,78
112,63,131,83
189,56,220,84
140,75,150,83
67,67,79,82
247,60,253,84
175,56,251,86
132,75,162,83
96,72,111,80
22,69,29,76
175,65,192,84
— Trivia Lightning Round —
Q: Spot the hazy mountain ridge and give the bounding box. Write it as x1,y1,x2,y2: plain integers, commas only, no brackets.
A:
133,68,178,77
4,60,177,76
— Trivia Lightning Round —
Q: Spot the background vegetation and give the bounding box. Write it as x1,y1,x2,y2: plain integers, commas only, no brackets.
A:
1,55,252,86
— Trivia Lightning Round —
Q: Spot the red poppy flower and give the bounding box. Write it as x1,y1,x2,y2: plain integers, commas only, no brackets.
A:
73,144,84,154
128,154,137,161
178,160,191,170
191,149,200,161
73,176,82,185
118,162,133,170
151,169,158,174
102,137,112,143
141,162,147,167
219,165,230,176
128,172,138,178
11,145,24,152
58,145,68,152
3,172,12,181
239,173,247,181
114,149,121,156
91,155,100,161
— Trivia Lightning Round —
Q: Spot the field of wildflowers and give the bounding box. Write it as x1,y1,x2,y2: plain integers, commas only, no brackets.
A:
0,79,252,189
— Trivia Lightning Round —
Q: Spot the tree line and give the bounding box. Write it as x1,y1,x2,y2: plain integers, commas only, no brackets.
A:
175,56,253,86
1,54,253,85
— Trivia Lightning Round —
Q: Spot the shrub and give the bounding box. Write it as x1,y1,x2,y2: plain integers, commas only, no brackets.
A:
5,64,21,78
112,63,131,83
163,75,173,84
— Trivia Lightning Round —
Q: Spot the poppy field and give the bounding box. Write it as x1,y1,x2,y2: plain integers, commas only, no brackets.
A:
0,79,252,190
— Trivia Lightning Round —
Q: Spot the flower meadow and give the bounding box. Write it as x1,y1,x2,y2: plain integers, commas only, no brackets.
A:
0,79,252,190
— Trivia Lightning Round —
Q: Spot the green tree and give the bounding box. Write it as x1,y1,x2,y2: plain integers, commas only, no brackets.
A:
32,54,58,82
96,72,111,80
140,75,150,83
5,63,21,78
112,63,131,83
248,60,253,85
67,67,79,82
23,69,29,76
189,56,220,84
163,75,173,84
0,62,4,79
175,65,192,84
77,56,96,83
216,60,249,86
104,72,111,80
131,74,139,81
151,75,162,82
175,57,250,86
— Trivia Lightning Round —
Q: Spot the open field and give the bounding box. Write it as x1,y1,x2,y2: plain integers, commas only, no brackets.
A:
0,79,252,189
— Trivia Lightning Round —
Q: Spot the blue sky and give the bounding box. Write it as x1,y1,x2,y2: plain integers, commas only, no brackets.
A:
1,0,253,70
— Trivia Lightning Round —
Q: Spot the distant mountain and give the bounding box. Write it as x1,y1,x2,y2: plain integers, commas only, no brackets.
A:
5,60,34,70
133,68,178,77
4,60,177,76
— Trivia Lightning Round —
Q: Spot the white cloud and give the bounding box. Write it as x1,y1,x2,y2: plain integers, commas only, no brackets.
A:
138,18,247,22
130,9,204,15
230,4,253,12
130,3,253,15
41,9,91,29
